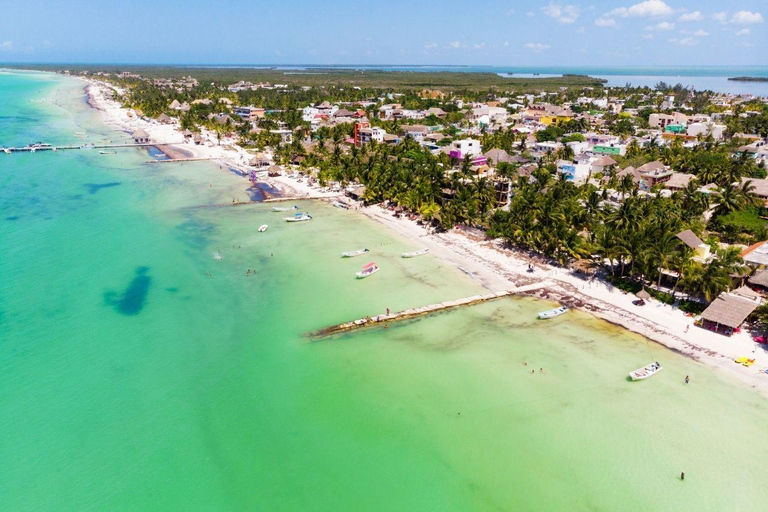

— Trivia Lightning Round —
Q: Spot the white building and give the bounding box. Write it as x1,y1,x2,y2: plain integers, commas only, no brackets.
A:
449,139,482,158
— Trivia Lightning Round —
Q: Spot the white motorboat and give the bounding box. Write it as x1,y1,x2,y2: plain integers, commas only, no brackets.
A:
356,262,380,279
285,212,312,222
538,305,568,319
273,205,298,212
258,224,268,232
99,150,116,155
629,362,662,381
342,248,369,258
332,201,349,210
402,248,429,258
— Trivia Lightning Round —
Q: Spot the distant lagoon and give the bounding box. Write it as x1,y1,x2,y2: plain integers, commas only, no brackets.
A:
189,64,768,96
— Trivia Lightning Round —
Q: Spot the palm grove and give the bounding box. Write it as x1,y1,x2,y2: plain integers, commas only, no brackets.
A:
113,74,768,308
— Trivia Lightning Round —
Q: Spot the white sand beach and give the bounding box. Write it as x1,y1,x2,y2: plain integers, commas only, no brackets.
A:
84,78,768,394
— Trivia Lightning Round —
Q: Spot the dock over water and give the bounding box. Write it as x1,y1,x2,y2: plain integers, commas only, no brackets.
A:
309,281,552,339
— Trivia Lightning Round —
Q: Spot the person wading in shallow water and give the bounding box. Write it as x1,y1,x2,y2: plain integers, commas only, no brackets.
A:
681,472,685,481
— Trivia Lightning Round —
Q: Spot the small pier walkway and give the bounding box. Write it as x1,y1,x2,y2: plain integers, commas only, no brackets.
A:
309,281,552,339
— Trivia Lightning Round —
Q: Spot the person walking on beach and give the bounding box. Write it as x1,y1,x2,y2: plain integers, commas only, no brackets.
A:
386,308,390,316
685,325,689,333
685,375,690,384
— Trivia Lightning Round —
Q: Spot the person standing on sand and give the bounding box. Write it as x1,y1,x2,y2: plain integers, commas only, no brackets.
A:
685,375,690,384
685,325,689,333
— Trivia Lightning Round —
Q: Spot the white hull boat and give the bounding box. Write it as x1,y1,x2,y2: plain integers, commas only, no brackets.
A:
99,150,116,155
332,201,349,210
629,362,662,381
538,305,568,319
356,262,379,279
258,224,268,232
273,205,298,212
285,213,312,222
402,248,429,258
342,248,369,258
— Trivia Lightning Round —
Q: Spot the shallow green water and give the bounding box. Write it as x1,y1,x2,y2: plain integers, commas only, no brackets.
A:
3,70,768,511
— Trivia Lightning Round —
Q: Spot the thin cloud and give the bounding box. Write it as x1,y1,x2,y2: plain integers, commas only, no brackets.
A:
645,21,675,31
424,42,438,49
541,3,580,24
595,17,616,26
694,29,709,36
524,42,551,52
735,28,750,36
730,11,763,25
679,11,703,22
607,0,673,19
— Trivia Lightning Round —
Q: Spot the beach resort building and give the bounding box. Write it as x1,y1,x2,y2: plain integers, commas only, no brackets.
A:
699,286,762,336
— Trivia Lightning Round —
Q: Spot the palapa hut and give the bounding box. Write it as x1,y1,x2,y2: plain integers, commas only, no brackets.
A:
636,289,651,300
156,113,172,124
699,286,762,336
747,269,768,294
249,155,271,168
132,128,150,144
267,165,283,177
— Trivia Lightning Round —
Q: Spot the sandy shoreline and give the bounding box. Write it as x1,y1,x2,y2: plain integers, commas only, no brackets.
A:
82,77,768,394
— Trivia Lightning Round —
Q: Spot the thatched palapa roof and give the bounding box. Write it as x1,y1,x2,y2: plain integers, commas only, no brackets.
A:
700,287,761,329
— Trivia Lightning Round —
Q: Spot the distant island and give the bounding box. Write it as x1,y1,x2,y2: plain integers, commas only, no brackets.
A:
728,76,768,82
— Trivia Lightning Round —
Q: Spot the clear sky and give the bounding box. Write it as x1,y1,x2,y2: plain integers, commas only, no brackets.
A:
0,0,764,67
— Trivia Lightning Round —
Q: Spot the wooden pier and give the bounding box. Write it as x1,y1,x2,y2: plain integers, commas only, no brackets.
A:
147,157,213,164
309,281,552,339
2,141,184,154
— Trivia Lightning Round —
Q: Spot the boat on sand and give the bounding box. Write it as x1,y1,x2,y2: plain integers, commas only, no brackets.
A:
629,362,662,381
538,305,567,319
356,262,379,279
342,248,369,258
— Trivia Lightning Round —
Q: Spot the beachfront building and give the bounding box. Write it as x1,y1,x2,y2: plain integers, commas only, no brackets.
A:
132,128,150,144
676,230,711,262
233,106,266,122
699,286,762,336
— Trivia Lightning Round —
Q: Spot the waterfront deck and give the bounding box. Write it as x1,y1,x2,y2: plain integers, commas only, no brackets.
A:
309,281,553,339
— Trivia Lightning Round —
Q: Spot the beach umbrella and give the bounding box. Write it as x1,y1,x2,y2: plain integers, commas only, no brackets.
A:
636,289,651,300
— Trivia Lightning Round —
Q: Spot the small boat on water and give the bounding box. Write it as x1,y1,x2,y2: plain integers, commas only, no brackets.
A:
402,248,429,258
538,305,568,319
273,205,298,212
332,201,349,210
258,224,268,232
342,248,369,258
213,251,224,261
285,212,312,222
356,262,380,279
99,150,117,155
629,362,662,381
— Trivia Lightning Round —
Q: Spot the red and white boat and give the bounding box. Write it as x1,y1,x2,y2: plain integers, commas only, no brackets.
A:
356,262,380,279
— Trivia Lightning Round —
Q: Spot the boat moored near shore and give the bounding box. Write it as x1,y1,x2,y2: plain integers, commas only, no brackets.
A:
342,248,369,258
538,305,568,319
629,362,662,381
402,248,429,258
356,262,380,278
285,212,312,222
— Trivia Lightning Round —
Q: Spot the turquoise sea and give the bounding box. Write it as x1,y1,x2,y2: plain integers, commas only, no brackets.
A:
3,70,768,511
